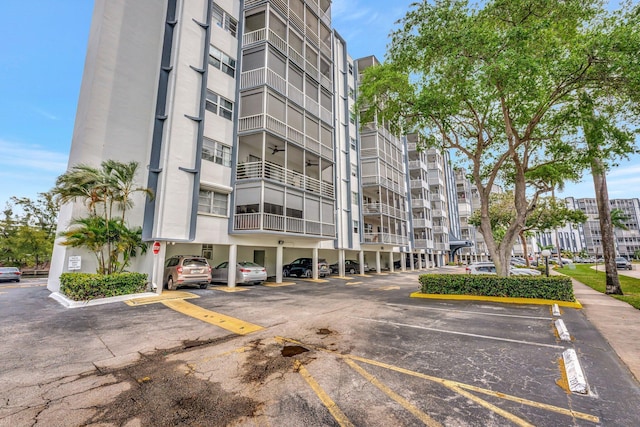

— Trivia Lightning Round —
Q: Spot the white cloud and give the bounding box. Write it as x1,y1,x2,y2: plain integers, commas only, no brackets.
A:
32,107,59,121
0,139,68,173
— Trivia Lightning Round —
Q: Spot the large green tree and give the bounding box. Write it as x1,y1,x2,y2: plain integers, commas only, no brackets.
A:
357,0,639,275
53,160,152,274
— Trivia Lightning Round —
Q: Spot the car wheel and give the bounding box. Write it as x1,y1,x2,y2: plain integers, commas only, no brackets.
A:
304,269,312,278
199,282,209,289
167,276,174,290
15,279,20,283
349,268,355,274
283,269,290,277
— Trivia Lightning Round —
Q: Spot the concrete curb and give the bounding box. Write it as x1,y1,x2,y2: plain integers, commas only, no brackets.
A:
49,291,159,308
409,292,582,308
563,348,589,394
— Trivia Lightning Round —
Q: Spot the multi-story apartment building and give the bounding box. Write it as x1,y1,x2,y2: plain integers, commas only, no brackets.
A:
48,0,437,294
571,197,640,259
454,168,478,264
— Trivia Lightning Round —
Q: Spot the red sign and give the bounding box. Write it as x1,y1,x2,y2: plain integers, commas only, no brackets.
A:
152,241,161,255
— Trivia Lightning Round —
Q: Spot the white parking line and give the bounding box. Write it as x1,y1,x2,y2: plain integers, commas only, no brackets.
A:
349,316,565,349
385,303,552,321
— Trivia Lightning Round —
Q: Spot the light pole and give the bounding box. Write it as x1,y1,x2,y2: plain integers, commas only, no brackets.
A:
541,249,551,277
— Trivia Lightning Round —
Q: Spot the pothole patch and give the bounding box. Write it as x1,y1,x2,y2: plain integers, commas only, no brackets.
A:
281,345,310,357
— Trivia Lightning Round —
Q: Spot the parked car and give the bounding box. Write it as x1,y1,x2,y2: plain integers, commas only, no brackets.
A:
330,259,366,274
283,258,329,278
0,267,21,282
393,255,426,269
466,262,541,276
163,255,211,290
615,257,633,270
211,261,267,285
510,257,527,267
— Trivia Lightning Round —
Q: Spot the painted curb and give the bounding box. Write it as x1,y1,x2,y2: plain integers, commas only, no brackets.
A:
409,292,583,308
49,291,159,308
555,319,571,341
563,348,589,394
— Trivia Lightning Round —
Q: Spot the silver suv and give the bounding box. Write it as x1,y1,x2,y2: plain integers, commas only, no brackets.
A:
163,256,212,290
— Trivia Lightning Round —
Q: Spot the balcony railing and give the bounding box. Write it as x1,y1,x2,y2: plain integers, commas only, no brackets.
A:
413,239,434,249
236,161,335,199
433,225,449,235
233,212,335,238
362,233,409,246
362,203,408,220
411,198,429,208
412,218,432,228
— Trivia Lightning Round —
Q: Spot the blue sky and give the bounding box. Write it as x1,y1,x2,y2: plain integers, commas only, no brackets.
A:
1,0,638,209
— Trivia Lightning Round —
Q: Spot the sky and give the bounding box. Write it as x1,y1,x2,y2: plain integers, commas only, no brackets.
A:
1,0,638,210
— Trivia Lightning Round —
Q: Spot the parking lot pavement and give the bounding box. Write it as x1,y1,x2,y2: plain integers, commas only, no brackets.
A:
1,272,639,426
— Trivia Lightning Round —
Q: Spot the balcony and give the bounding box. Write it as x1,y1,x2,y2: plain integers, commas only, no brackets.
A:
411,198,429,209
408,160,427,171
430,192,445,202
362,233,409,246
458,203,472,216
233,212,335,238
362,203,407,220
434,242,449,251
412,218,432,228
410,179,428,191
362,175,404,194
433,225,449,235
236,161,334,199
414,239,434,249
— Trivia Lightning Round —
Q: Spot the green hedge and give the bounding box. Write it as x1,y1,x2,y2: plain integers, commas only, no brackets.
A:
418,274,576,302
60,272,148,301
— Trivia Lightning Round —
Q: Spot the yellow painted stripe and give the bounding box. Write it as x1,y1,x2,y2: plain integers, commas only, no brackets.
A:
209,286,250,292
374,286,400,291
161,299,263,335
448,385,534,427
294,360,355,427
344,359,442,427
300,278,330,283
346,281,362,286
124,291,199,306
333,276,355,280
346,354,598,423
410,292,583,309
276,337,598,424
263,282,296,287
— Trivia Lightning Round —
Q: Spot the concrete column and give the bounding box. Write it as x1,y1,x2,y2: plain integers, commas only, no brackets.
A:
409,253,415,271
375,250,381,273
227,244,237,288
339,249,345,277
312,247,319,279
152,241,166,294
276,244,283,283
359,250,365,274
389,252,395,272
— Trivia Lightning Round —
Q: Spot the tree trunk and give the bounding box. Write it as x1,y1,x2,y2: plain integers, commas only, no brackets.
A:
519,230,530,267
592,159,623,295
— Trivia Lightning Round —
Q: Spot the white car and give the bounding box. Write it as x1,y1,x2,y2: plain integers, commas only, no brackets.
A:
211,261,267,285
466,262,541,276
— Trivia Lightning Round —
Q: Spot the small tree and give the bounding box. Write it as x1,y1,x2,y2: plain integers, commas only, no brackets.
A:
53,160,152,274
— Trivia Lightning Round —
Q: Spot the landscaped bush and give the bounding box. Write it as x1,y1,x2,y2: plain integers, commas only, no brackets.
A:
60,272,148,301
418,274,576,302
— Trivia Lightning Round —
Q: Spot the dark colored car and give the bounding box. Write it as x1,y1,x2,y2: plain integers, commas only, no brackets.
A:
615,257,632,270
283,258,329,278
0,267,21,282
393,255,426,269
330,259,364,275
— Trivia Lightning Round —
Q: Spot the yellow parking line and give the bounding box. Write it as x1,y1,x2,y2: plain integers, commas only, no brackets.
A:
209,286,250,292
373,286,400,291
294,360,354,427
263,282,297,287
346,281,362,286
161,299,263,335
300,278,330,283
124,291,199,306
277,337,599,424
345,359,442,427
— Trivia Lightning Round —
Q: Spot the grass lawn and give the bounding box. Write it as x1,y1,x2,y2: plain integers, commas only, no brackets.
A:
557,264,640,310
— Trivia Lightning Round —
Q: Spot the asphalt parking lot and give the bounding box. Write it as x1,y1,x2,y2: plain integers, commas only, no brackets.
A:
1,271,639,426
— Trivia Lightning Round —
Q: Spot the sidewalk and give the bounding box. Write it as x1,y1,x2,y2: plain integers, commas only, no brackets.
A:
570,277,640,382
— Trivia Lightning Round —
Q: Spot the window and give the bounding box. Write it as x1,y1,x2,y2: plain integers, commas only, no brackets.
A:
352,191,358,205
198,190,228,215
353,220,359,234
202,244,213,260
205,90,234,121
209,45,236,77
350,137,357,151
348,87,355,100
348,63,353,75
212,3,237,37
202,138,231,167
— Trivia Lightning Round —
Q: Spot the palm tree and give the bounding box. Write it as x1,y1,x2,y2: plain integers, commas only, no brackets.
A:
54,160,153,274
610,209,629,231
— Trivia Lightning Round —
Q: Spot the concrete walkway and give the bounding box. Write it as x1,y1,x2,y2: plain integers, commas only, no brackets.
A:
570,276,640,382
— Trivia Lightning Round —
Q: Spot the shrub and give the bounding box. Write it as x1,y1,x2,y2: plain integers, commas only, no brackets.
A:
418,274,575,302
60,272,148,301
